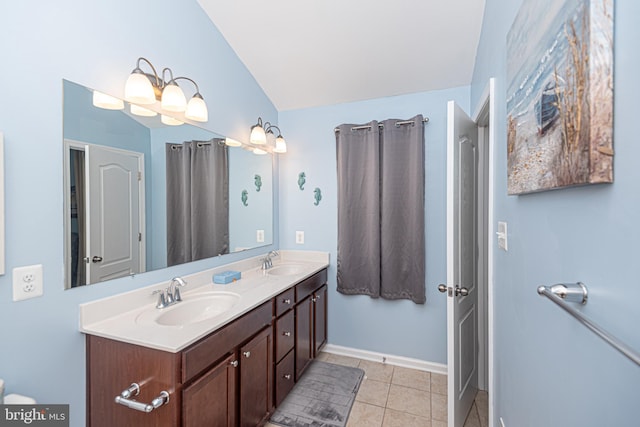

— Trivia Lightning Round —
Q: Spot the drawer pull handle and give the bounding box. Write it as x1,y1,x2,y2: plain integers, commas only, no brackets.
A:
283,298,291,305
230,360,238,368
243,351,251,358
114,383,169,413
283,374,292,380
283,331,291,337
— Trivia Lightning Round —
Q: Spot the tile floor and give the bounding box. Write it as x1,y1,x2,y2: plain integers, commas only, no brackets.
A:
266,352,488,427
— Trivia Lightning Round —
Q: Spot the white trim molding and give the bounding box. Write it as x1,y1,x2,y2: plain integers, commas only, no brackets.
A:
0,132,4,275
322,343,447,375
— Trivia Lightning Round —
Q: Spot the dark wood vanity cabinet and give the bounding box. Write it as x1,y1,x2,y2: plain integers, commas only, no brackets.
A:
273,288,296,406
86,301,272,427
86,268,328,427
295,272,328,380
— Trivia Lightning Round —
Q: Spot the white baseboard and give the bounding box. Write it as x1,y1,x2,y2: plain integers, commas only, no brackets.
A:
322,343,447,375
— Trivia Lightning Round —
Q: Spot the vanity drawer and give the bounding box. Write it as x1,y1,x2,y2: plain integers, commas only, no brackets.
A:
275,349,295,407
182,300,273,383
295,269,327,302
275,310,295,362
275,288,295,317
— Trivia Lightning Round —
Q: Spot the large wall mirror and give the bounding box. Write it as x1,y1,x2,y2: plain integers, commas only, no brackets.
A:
62,80,273,289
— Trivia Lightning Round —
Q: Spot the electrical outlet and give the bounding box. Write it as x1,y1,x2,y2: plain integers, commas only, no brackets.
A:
13,264,44,301
295,231,304,244
256,229,265,243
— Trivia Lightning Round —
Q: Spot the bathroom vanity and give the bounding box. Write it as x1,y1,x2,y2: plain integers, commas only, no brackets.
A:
81,252,328,427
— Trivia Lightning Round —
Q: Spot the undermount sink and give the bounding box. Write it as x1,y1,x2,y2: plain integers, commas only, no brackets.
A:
267,264,306,276
136,291,240,327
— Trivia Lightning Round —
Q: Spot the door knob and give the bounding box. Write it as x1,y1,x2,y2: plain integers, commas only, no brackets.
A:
438,284,448,293
455,286,469,297
92,256,103,263
229,360,238,368
243,351,251,358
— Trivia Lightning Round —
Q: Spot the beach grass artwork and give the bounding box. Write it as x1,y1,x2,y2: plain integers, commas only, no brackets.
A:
507,0,613,194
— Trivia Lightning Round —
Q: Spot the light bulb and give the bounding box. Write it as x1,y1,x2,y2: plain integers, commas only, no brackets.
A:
273,135,287,153
250,124,267,145
124,72,155,105
185,94,208,122
161,82,186,112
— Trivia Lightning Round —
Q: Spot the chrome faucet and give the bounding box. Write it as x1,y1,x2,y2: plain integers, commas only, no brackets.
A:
261,250,279,270
153,277,187,309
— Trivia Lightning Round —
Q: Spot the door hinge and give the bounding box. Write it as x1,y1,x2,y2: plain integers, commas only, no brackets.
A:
138,232,142,242
138,171,142,181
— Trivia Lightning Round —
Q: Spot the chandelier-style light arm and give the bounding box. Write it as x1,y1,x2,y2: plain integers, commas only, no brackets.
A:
174,76,201,95
134,57,162,87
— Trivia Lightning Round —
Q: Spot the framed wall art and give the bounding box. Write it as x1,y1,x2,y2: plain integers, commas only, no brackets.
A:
507,0,614,194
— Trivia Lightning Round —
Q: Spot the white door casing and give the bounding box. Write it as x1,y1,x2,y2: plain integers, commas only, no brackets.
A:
86,144,143,284
446,100,479,427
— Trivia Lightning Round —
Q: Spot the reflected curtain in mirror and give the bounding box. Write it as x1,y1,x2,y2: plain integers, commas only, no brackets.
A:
166,140,229,266
336,115,425,303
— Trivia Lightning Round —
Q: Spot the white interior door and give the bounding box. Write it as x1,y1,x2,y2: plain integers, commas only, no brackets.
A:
86,145,142,284
445,100,479,427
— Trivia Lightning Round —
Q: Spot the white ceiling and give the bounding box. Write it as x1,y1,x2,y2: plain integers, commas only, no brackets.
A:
198,0,486,111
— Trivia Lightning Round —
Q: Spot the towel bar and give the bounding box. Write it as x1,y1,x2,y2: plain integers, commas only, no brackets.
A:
537,283,640,367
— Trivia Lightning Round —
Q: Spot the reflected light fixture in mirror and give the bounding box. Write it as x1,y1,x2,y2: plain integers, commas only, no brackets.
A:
92,91,124,110
161,115,183,126
130,104,157,117
250,117,287,153
122,57,209,122
225,137,242,147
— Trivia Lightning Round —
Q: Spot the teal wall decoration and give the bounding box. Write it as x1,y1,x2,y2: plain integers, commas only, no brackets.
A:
298,172,306,190
241,189,248,206
314,187,322,206
254,174,262,192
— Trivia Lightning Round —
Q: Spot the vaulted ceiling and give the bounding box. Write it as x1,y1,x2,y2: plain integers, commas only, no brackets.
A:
198,0,486,111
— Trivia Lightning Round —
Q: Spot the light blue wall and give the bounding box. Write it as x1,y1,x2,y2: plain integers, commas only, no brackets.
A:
0,1,277,425
279,87,469,363
471,0,640,425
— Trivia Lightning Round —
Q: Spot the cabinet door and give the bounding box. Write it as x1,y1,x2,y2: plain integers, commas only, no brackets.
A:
183,353,237,427
313,284,328,355
239,327,273,427
295,295,313,380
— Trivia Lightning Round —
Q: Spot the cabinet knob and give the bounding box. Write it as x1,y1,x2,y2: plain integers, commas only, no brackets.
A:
283,374,291,380
243,351,251,358
229,360,238,368
283,298,291,305
283,331,291,337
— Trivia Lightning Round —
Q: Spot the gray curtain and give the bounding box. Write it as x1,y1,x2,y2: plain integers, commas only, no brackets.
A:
336,115,425,303
166,139,229,266
336,121,381,297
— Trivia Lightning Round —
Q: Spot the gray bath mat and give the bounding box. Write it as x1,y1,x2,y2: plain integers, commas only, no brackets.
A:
270,361,364,427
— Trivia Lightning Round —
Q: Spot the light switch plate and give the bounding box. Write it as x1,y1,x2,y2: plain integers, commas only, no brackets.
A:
295,231,304,244
497,221,508,251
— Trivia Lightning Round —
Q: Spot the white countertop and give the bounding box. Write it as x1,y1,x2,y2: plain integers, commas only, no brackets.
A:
79,250,330,353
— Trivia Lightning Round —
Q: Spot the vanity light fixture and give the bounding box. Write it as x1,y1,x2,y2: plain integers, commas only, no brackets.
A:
123,57,209,122
250,117,287,153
